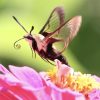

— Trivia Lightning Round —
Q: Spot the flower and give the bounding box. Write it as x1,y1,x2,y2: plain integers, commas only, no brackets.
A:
0,60,100,100
40,59,100,100
88,89,100,100
0,64,49,100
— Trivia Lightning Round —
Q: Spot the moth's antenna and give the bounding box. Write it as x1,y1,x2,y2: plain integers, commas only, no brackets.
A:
30,26,34,35
12,16,28,33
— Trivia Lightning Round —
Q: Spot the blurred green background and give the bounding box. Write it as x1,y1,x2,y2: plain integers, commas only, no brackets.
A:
0,0,100,75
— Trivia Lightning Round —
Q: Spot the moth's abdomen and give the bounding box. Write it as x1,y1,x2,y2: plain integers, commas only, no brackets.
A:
46,42,68,65
55,55,68,65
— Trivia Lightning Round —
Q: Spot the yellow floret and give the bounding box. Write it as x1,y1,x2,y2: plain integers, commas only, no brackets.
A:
47,68,100,96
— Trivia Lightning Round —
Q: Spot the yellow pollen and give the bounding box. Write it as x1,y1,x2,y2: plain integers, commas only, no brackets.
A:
47,68,100,95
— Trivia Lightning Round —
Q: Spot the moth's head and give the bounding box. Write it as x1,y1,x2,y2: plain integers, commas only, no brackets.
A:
23,26,34,40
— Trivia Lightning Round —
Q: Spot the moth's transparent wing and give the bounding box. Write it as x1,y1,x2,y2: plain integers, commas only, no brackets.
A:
44,16,82,53
60,16,82,53
39,7,65,35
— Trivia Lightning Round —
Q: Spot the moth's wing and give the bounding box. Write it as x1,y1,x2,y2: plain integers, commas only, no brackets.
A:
44,16,82,53
39,7,65,35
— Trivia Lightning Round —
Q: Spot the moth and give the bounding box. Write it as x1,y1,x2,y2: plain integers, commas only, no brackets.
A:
13,7,82,65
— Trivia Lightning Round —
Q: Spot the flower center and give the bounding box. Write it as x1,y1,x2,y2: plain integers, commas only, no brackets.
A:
47,68,100,96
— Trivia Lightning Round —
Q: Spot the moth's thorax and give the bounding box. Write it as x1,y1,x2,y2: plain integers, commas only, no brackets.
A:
33,34,47,51
25,34,47,52
33,34,44,41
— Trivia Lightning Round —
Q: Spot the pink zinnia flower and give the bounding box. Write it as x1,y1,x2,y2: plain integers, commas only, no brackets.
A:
0,64,49,100
40,60,100,100
0,60,100,100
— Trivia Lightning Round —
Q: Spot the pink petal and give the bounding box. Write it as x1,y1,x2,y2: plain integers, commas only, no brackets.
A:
39,72,50,83
55,59,74,76
33,86,51,100
89,89,100,100
9,65,43,88
8,85,37,100
2,73,28,86
92,75,100,82
0,64,10,74
47,81,85,100
0,90,18,100
0,78,37,100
